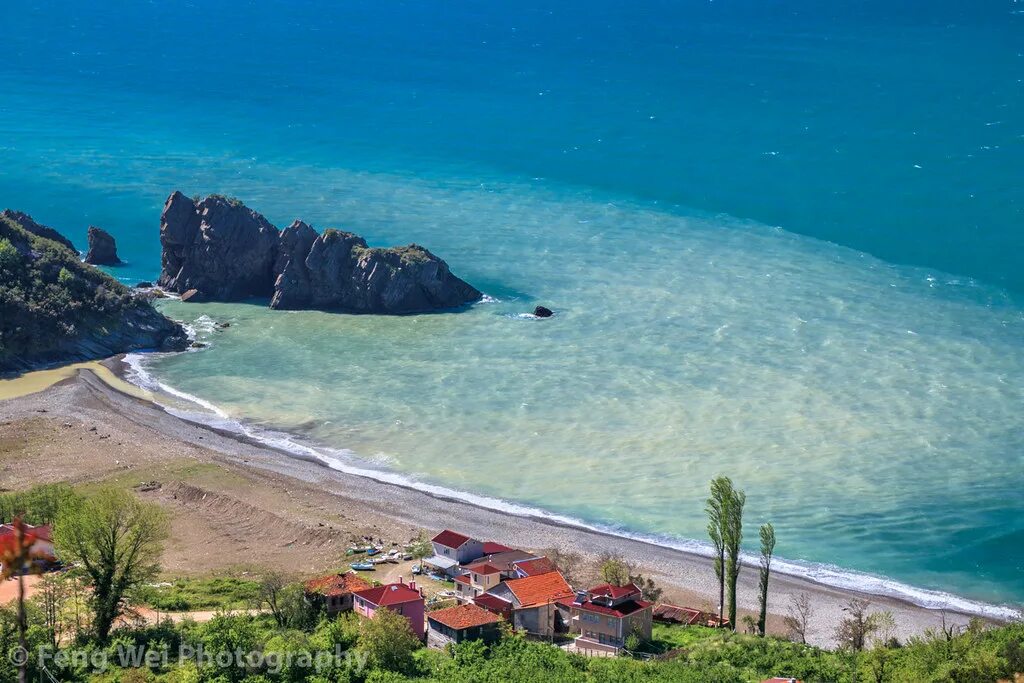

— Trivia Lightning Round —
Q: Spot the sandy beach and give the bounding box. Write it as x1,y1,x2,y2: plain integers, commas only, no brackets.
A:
0,361,996,648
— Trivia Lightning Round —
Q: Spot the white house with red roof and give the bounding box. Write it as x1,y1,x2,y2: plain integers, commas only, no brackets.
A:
423,529,484,577
352,578,426,640
565,583,653,654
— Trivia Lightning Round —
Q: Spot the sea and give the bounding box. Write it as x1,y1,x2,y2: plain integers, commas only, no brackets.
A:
1,0,1022,617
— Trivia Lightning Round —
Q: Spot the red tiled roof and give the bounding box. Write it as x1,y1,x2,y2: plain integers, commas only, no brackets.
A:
428,603,501,630
464,562,503,575
305,572,372,598
573,598,651,618
473,593,512,615
454,575,471,585
513,557,557,577
504,572,573,608
354,582,423,607
432,529,472,549
589,583,641,600
762,679,803,683
481,541,513,554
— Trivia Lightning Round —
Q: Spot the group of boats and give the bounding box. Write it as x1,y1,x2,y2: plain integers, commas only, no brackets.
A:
347,545,413,571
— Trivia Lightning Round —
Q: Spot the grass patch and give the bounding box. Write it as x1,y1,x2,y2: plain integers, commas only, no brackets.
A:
644,622,723,653
139,575,261,612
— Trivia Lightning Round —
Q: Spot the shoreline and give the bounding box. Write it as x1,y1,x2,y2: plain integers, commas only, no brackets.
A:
0,360,1017,647
116,352,1024,624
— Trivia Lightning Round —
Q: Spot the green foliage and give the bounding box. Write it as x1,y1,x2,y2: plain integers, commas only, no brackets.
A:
0,483,75,525
0,238,20,271
357,608,420,674
0,606,1014,683
0,212,148,369
140,577,261,612
707,476,745,630
757,522,776,637
54,488,170,642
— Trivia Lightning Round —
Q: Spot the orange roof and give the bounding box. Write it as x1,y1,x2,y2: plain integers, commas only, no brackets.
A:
428,603,501,630
505,571,573,608
304,572,372,598
464,562,503,575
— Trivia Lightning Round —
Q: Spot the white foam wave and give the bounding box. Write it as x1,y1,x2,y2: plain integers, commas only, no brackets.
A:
115,353,1023,623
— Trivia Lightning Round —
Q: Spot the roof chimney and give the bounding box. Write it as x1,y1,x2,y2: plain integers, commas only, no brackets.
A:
398,576,404,585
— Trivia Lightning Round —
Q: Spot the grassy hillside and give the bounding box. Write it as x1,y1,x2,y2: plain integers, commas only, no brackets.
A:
0,211,185,372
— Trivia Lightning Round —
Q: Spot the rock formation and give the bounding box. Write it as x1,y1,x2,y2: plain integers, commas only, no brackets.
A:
533,306,554,318
84,226,121,265
159,192,481,314
158,192,279,301
0,211,187,373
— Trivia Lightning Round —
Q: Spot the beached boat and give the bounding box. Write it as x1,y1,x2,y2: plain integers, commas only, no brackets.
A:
350,562,374,571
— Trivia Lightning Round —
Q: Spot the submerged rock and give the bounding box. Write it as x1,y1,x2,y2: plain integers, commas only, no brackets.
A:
533,306,554,318
84,226,121,265
136,281,154,288
159,192,481,314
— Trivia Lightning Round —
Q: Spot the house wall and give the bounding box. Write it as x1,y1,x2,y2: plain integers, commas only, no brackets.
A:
571,605,654,650
513,604,558,638
354,597,426,640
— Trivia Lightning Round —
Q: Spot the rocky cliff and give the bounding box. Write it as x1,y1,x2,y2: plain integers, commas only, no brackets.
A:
158,192,279,301
159,193,481,314
0,211,188,373
84,226,121,265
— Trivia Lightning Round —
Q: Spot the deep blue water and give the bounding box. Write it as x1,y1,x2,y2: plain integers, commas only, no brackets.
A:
2,0,1021,293
2,1,1024,611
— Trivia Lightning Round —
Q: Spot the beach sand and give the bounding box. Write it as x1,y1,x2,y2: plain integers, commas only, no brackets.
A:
0,362,991,647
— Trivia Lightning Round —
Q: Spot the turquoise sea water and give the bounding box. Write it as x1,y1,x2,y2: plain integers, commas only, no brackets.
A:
2,1,1023,612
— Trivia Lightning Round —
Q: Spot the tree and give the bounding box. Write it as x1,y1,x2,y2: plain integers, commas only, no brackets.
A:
784,592,813,644
358,608,421,673
724,484,745,631
0,518,53,683
256,571,290,627
407,533,432,568
707,477,745,630
757,522,775,636
542,547,583,588
836,598,882,651
598,554,633,586
34,573,70,649
706,477,730,626
54,488,168,641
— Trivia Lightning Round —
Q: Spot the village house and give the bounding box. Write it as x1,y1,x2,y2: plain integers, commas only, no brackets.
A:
304,572,372,615
426,603,502,649
423,529,484,577
566,583,653,655
352,578,426,640
475,571,574,638
511,556,557,578
653,603,729,628
453,561,504,602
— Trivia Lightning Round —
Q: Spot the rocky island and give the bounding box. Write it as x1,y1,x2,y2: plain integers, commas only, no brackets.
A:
84,226,122,265
158,192,481,314
0,211,187,373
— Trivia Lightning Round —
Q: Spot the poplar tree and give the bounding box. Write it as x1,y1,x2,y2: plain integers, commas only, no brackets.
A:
757,522,776,636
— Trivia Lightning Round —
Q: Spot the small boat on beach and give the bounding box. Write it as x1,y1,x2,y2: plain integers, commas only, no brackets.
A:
350,562,374,571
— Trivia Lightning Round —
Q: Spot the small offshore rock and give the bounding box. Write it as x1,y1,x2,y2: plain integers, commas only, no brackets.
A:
190,341,208,349
136,281,153,289
84,226,121,265
533,305,554,318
